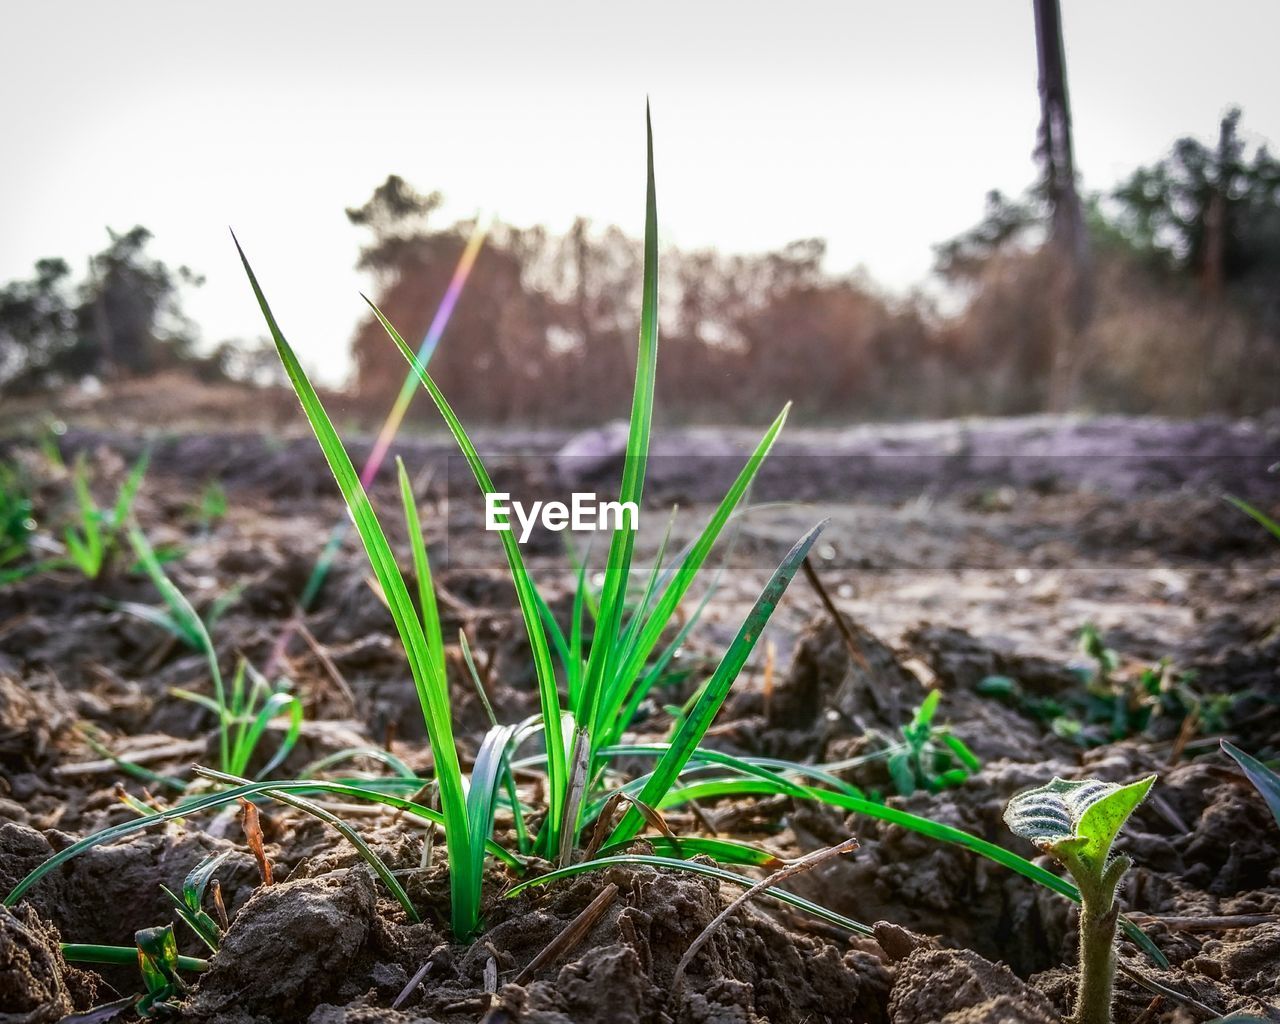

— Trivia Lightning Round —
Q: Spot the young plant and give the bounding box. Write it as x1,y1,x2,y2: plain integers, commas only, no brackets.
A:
1005,775,1156,1024
62,924,208,1019
887,689,981,796
127,526,301,780
232,105,821,935
61,449,150,579
981,628,1239,749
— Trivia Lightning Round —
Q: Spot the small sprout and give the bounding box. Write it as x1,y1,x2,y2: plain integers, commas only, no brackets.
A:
135,924,186,1017
888,690,981,796
1006,775,1156,1024
162,850,230,951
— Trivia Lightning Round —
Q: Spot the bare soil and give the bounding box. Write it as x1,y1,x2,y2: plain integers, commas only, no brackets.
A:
1,405,1279,1023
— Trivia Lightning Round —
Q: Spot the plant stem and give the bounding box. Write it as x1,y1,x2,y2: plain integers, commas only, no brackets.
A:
1069,854,1129,1024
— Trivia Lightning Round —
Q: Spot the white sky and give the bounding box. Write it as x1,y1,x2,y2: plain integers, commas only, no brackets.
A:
3,1,1277,386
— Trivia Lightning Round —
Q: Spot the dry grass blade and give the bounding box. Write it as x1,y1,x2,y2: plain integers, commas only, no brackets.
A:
512,883,619,986
1117,961,1223,1019
295,619,358,713
482,944,499,992
211,879,229,931
239,797,273,886
801,556,869,670
671,836,859,989
392,960,434,1010
557,728,591,868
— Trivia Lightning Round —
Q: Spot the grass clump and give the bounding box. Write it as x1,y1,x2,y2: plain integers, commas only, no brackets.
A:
234,105,822,939
3,110,1169,976
61,449,150,579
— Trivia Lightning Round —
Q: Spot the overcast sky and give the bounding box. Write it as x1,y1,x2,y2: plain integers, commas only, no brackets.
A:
3,1,1276,385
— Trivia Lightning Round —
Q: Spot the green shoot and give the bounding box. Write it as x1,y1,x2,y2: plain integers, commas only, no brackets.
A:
192,479,229,533
371,105,800,865
64,931,208,1020
61,449,150,579
161,851,231,952
1220,740,1280,830
235,235,488,939
124,525,301,781
0,462,39,579
1006,775,1156,1024
887,689,981,796
1224,494,1280,541
982,630,1238,748
136,924,187,1016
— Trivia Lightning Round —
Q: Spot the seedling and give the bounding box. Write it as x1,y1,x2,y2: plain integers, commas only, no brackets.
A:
981,628,1239,748
161,850,231,951
61,449,150,579
62,924,207,1019
127,526,302,779
233,105,824,938
1005,775,1156,1024
190,479,229,534
887,690,981,796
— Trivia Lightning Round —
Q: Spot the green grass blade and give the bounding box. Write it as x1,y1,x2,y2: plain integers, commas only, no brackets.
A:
578,105,661,745
459,630,499,727
62,944,208,973
602,744,863,798
504,854,873,936
114,602,198,648
397,457,446,670
596,835,782,867
301,747,419,780
605,405,789,737
609,520,825,844
463,723,519,936
128,526,228,771
1221,739,1280,829
1223,494,1280,541
111,449,150,527
234,235,474,937
366,297,566,853
241,692,303,780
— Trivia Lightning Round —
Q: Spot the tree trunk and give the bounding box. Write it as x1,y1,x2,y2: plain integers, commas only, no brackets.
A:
1033,0,1093,411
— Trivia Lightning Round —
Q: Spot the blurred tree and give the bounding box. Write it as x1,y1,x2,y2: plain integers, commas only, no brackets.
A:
1112,108,1280,299
0,257,85,388
0,227,205,392
83,226,204,377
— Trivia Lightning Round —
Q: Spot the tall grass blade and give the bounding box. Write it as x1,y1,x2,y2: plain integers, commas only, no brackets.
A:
579,104,660,743
609,520,825,844
397,457,445,669
367,298,567,853
234,236,477,937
